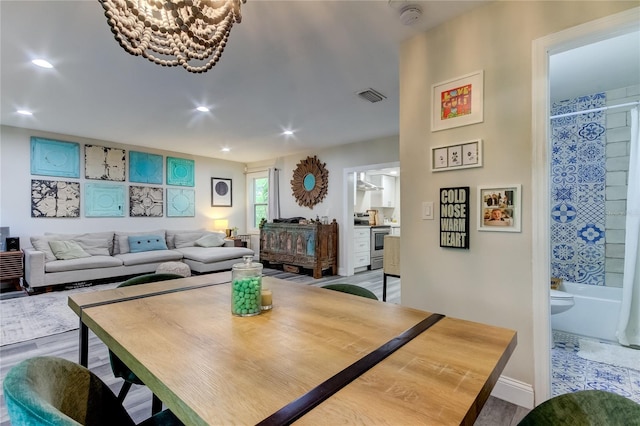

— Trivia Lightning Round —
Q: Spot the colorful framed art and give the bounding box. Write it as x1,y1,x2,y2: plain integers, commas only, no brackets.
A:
166,157,195,186
85,183,125,217
478,184,522,232
30,137,80,178
167,188,195,217
129,151,163,184
431,70,484,132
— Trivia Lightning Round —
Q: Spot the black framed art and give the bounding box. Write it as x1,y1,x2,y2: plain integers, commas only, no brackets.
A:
211,177,232,207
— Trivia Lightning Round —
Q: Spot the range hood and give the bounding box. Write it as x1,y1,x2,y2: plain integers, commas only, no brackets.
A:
356,172,382,191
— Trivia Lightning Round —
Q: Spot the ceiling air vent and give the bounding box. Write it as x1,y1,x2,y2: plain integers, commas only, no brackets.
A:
357,88,387,103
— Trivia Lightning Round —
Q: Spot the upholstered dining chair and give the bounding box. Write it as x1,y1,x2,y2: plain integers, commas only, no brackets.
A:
518,390,640,425
321,283,379,300
109,273,184,414
3,356,183,426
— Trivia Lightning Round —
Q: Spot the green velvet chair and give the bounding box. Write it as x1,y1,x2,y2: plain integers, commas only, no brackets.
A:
518,390,640,425
3,356,183,426
109,273,184,414
321,283,378,300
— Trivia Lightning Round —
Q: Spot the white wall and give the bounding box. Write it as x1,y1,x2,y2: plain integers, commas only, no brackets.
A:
0,125,247,246
399,0,637,401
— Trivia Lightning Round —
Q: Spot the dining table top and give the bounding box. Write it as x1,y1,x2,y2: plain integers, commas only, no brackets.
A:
69,274,516,425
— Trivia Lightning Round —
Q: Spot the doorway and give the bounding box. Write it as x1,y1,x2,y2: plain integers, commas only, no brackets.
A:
532,8,640,404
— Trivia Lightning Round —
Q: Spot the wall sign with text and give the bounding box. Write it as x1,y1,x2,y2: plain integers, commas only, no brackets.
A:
440,187,469,249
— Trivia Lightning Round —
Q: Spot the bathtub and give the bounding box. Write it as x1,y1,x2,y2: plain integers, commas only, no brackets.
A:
551,282,623,342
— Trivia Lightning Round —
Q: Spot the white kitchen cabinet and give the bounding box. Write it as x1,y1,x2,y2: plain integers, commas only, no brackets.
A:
390,226,401,236
370,175,396,208
353,227,370,271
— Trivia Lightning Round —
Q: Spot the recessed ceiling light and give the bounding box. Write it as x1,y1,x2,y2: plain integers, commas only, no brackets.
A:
282,130,294,136
221,147,230,152
196,106,210,112
31,59,53,69
17,110,33,116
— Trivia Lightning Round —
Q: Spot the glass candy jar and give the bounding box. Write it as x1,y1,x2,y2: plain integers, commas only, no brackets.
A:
231,255,263,317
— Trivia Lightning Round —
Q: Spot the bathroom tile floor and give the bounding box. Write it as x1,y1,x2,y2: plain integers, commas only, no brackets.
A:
552,330,640,403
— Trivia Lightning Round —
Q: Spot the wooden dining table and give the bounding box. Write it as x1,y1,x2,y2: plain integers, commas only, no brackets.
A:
69,274,516,425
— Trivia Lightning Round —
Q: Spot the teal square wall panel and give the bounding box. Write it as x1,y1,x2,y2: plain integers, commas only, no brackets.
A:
167,188,195,217
85,183,125,217
129,151,163,184
166,157,195,186
31,137,80,178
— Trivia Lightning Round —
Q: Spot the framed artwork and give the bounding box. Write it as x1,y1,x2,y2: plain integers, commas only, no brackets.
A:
31,179,80,218
85,145,126,181
439,187,470,249
431,70,484,132
30,137,80,178
129,151,163,184
129,185,163,217
166,156,195,186
211,177,232,207
167,188,195,217
431,139,482,172
478,184,522,233
85,183,125,217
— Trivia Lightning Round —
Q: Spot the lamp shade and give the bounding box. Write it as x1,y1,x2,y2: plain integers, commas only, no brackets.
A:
213,219,229,230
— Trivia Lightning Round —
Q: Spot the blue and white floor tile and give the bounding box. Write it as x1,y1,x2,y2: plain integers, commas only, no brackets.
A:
552,330,640,403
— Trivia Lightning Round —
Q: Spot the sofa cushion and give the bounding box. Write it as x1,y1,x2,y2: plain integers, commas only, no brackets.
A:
115,250,183,266
48,240,91,260
174,231,207,249
44,256,123,273
114,230,165,254
166,229,206,249
194,232,226,248
73,238,112,256
176,247,254,264
128,235,168,253
32,232,115,262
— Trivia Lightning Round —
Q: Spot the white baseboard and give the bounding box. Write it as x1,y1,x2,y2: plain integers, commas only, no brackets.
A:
491,375,535,409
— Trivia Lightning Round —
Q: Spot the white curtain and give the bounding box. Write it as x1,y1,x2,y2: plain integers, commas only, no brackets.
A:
617,107,640,347
268,168,280,220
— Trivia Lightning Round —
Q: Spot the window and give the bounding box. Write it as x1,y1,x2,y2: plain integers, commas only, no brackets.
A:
246,171,268,233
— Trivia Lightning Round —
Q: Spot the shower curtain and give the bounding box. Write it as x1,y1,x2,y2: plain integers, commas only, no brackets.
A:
617,107,640,347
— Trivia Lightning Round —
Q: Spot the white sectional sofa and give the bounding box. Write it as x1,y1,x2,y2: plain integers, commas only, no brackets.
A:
24,229,253,290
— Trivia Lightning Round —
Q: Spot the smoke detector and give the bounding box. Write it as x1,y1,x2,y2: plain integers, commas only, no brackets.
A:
399,5,422,26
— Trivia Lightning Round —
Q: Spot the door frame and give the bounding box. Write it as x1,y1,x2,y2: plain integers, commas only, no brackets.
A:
531,7,640,404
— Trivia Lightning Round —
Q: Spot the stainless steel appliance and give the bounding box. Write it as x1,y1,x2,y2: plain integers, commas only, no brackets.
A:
370,226,391,270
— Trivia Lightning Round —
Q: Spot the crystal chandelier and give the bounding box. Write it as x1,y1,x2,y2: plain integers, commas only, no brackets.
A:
98,0,246,73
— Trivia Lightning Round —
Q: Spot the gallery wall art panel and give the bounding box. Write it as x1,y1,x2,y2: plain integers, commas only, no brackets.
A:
85,145,126,181
129,185,163,217
167,188,195,217
85,183,125,217
129,151,163,184
30,137,80,178
31,179,80,218
166,157,195,187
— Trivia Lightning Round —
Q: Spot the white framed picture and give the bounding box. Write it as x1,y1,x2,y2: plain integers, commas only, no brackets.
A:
431,139,482,172
477,184,522,232
431,70,484,132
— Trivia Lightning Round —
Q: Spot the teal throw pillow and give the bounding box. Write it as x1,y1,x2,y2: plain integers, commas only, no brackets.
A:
128,235,167,253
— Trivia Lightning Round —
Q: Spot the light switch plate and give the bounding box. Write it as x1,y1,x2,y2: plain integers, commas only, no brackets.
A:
422,201,434,220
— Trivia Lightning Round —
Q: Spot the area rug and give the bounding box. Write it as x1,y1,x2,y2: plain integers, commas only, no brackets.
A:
0,283,120,346
578,338,640,371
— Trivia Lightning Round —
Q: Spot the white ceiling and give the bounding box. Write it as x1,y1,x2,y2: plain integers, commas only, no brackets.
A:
2,1,638,163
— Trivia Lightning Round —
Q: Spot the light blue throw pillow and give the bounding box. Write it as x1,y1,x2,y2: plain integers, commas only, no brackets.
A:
128,235,167,253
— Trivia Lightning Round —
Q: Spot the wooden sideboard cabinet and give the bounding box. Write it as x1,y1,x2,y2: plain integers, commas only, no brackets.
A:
260,221,338,279
1,250,24,290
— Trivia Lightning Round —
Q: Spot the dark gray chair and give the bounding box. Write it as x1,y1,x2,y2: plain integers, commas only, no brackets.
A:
321,283,378,300
3,356,183,426
518,390,640,425
109,273,183,414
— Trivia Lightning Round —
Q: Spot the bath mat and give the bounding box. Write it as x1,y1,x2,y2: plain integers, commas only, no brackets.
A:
0,282,120,346
578,338,640,371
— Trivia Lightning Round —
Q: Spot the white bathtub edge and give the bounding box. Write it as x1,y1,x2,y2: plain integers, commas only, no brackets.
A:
491,375,535,409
